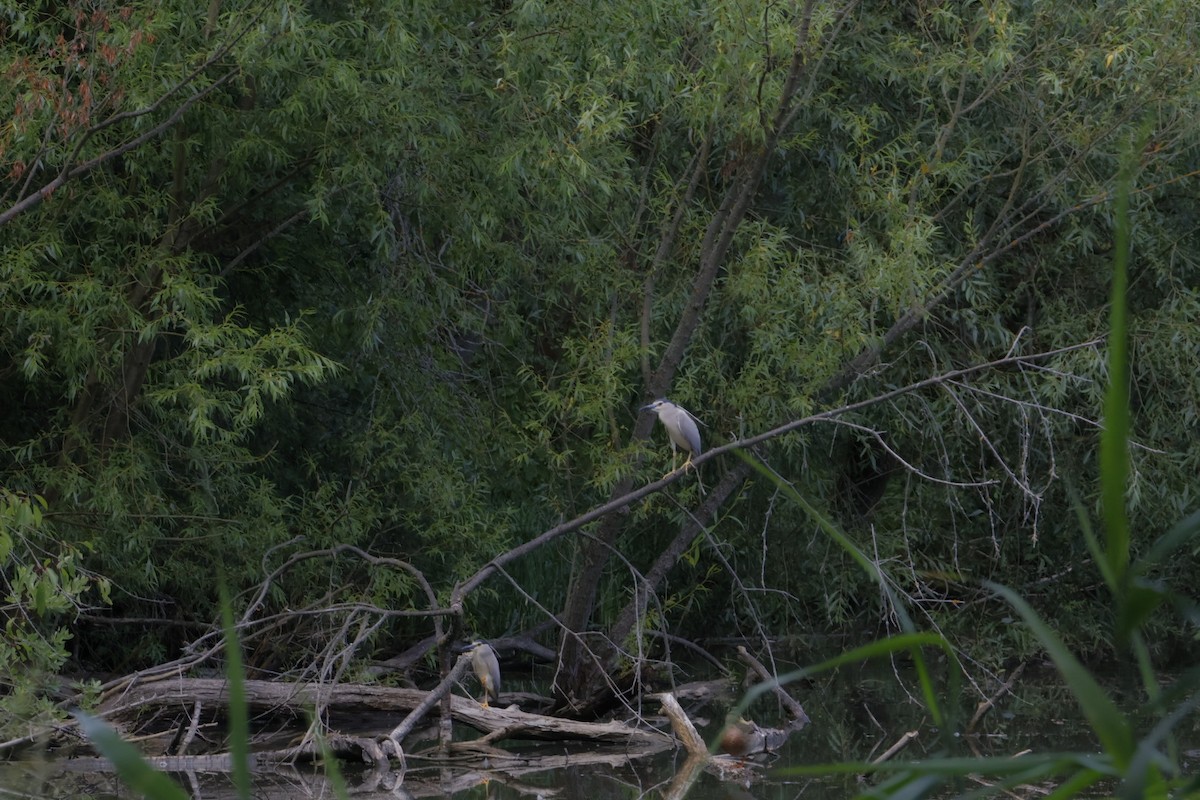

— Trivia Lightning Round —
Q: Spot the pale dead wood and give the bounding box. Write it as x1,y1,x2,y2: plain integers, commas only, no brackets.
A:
48,745,664,798
444,700,672,748
654,691,766,787
872,729,919,764
421,740,673,771
96,676,672,754
99,676,428,718
670,679,737,703
177,700,203,755
967,661,1027,734
387,651,472,746
663,754,709,800
736,645,810,728
654,693,707,757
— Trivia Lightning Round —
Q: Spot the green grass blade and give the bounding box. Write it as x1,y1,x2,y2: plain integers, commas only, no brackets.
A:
1099,124,1152,596
1042,768,1106,800
1069,480,1119,592
858,770,942,800
956,763,1101,800
987,581,1133,766
218,582,253,800
314,725,351,800
735,632,951,732
732,449,876,575
73,710,190,800
732,450,954,728
1116,581,1168,646
1121,691,1200,799
1099,142,1132,586
785,631,952,675
731,449,919,630
1135,507,1200,576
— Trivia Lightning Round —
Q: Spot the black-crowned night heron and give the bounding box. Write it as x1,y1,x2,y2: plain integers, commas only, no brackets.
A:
641,398,703,481
459,639,500,708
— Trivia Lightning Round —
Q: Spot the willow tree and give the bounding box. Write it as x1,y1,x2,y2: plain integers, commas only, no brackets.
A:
0,1,440,674
460,0,1200,709
3,0,1198,725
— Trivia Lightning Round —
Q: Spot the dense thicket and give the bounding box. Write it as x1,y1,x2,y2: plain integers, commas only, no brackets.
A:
2,0,1198,727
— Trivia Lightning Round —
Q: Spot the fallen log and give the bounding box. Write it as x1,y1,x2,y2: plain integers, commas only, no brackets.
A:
97,676,673,756
101,676,429,718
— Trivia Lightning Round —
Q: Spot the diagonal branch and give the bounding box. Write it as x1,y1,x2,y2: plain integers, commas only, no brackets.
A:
0,6,265,227
0,69,237,227
455,340,1100,613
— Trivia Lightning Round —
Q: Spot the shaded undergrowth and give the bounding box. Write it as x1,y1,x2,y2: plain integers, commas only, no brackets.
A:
76,134,1198,800
752,130,1200,798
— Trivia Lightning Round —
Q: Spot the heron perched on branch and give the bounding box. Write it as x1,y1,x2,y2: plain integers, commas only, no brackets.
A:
641,398,704,491
458,639,501,708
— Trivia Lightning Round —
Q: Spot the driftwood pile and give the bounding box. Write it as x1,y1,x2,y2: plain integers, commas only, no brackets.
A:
9,644,811,796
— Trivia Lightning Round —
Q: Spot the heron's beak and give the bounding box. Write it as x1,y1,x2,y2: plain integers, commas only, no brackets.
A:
639,403,654,412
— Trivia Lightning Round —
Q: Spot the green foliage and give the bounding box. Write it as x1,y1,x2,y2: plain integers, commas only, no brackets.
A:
769,125,1200,800
218,582,251,799
990,582,1134,766
0,488,107,738
1,0,1199,698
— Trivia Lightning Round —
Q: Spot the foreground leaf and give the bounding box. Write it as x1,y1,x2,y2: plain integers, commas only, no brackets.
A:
73,710,189,800
986,582,1133,766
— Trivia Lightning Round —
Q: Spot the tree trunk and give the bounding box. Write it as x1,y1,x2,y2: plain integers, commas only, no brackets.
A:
553,0,842,711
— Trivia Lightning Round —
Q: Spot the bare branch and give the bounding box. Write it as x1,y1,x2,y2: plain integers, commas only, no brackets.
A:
387,652,473,745
822,417,998,489
0,70,237,227
457,340,1101,610
0,6,266,227
177,544,446,661
218,205,310,277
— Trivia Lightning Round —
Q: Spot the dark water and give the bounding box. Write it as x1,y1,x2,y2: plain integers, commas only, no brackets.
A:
0,664,1178,799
